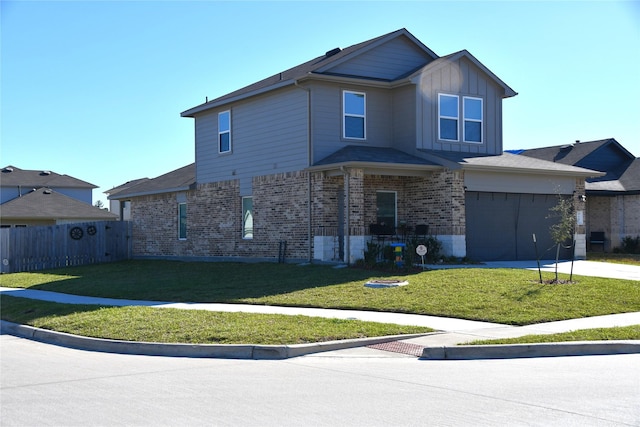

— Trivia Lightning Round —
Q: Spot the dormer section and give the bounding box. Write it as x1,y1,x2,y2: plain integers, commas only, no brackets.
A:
413,50,517,155
314,30,437,81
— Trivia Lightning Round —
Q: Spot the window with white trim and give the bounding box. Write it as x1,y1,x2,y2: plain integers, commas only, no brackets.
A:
438,94,459,141
463,96,483,143
242,196,253,239
178,202,187,240
218,110,231,153
343,91,366,139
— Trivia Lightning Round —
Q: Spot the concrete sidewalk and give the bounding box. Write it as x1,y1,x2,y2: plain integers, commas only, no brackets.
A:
1,286,639,360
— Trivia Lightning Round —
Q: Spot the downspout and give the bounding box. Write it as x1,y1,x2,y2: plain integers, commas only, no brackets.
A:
295,80,313,262
341,166,351,264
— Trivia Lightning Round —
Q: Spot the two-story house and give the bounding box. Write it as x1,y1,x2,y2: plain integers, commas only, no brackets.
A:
1,165,117,226
110,28,600,262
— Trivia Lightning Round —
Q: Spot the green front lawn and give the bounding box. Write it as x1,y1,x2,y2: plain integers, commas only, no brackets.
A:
2,260,639,325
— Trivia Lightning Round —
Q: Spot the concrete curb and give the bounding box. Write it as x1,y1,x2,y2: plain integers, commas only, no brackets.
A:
0,320,429,360
421,341,640,360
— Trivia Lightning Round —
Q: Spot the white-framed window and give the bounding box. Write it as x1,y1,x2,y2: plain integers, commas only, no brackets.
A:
178,202,187,240
376,191,397,228
463,96,483,143
242,196,253,239
343,90,366,140
218,110,231,153
438,94,459,141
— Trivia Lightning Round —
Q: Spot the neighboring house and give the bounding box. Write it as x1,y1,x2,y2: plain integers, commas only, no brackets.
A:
0,165,117,226
110,28,600,262
518,139,639,251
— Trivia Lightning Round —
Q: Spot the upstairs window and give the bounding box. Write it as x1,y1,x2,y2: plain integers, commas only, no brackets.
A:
343,91,366,139
438,94,459,141
218,110,231,153
463,97,483,143
242,197,253,239
178,202,187,240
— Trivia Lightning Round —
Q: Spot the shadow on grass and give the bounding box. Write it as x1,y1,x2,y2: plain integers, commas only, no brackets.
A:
1,295,106,325
8,260,399,302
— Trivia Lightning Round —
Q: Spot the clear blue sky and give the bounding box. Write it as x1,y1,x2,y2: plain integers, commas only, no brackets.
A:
2,1,639,209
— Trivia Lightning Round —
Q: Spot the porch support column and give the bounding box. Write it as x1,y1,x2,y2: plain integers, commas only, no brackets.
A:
344,168,365,264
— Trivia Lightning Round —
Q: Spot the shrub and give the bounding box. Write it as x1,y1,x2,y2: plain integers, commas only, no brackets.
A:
619,236,640,254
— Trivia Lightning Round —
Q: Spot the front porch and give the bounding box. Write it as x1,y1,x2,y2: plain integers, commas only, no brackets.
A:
310,167,467,264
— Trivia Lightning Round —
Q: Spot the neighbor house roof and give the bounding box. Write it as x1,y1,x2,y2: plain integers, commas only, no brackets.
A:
518,138,638,194
1,165,97,189
0,188,117,220
108,163,196,199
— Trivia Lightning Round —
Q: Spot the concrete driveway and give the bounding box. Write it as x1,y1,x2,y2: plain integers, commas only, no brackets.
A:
428,260,640,281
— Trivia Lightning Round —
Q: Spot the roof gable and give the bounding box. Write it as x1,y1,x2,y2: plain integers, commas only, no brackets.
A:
314,29,437,81
412,50,517,98
0,188,117,220
181,28,439,117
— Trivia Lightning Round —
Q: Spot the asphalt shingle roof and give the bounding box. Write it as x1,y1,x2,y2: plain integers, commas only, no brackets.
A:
1,165,97,189
0,188,117,220
314,146,439,167
108,163,195,199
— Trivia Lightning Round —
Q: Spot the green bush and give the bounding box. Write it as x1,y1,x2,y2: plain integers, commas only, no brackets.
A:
618,236,640,254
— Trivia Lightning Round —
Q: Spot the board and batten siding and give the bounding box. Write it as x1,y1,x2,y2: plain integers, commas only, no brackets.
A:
324,36,433,81
311,82,394,164
194,87,309,194
415,56,504,155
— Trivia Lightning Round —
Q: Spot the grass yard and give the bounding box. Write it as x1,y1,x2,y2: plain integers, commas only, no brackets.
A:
1,260,639,325
467,325,640,345
0,295,431,345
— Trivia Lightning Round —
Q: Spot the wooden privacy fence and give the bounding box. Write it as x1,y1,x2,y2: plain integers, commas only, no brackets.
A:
0,221,132,273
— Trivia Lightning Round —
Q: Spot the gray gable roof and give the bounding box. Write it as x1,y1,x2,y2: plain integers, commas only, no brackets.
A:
0,188,117,220
519,138,638,193
1,165,97,189
181,28,438,117
109,163,195,199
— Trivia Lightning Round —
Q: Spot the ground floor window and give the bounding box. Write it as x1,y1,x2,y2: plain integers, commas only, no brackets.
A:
178,202,187,240
242,196,253,239
376,191,396,228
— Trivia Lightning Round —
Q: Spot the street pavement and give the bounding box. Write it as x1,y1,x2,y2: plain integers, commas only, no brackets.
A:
1,260,639,359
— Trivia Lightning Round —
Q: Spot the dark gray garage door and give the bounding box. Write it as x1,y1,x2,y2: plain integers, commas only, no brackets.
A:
465,192,573,261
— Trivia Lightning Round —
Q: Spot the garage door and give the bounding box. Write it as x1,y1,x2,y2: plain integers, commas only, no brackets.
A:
465,192,573,261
